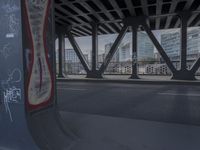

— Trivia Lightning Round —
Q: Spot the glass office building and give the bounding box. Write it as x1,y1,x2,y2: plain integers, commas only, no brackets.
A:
161,28,200,61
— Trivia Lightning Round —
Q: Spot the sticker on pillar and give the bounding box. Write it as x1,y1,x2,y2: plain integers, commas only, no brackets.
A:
24,0,54,110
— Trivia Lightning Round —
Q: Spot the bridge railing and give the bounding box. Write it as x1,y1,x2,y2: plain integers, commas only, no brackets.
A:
56,61,200,76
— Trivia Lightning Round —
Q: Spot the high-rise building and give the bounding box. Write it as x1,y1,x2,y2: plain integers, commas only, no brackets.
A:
104,32,154,62
65,49,89,63
161,28,200,61
161,29,180,60
119,42,131,62
105,43,119,62
137,31,154,60
98,53,105,63
65,49,79,63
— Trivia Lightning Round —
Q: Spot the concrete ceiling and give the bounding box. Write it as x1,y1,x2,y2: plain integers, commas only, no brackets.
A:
55,0,200,36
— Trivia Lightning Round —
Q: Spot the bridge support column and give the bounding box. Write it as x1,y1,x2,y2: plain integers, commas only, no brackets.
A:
171,70,196,80
172,12,196,80
87,23,103,78
58,33,65,78
130,26,140,79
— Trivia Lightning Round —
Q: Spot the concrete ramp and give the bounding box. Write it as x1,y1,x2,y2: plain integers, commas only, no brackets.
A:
27,108,76,150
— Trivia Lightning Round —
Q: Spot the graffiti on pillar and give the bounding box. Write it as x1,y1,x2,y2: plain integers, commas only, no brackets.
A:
0,0,23,122
1,68,22,122
3,87,21,122
2,0,19,13
132,52,137,64
7,14,20,35
1,0,20,36
0,43,13,59
23,0,54,110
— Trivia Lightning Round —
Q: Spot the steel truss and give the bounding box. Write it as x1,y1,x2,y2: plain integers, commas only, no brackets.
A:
57,12,200,80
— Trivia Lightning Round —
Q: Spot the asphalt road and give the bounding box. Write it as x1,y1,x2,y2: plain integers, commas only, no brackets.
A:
57,82,200,126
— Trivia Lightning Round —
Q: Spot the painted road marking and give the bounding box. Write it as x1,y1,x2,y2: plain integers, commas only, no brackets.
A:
158,93,200,97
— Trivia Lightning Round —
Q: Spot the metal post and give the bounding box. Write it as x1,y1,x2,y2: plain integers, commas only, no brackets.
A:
191,53,200,73
58,33,65,78
180,13,189,71
63,43,68,77
130,26,140,79
86,23,102,78
92,23,98,72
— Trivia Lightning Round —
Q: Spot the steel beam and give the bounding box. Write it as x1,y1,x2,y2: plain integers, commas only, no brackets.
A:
58,33,65,78
95,0,122,31
109,0,124,19
164,0,179,29
124,0,135,16
168,12,196,80
179,12,190,71
142,22,195,80
155,1,162,30
98,25,128,75
190,57,200,75
86,23,102,78
173,1,195,28
130,26,140,79
92,23,98,71
63,44,67,77
67,31,90,73
188,5,200,26
142,21,177,74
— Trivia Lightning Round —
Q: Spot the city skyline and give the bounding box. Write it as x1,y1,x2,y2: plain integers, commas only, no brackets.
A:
56,30,158,61
56,27,200,62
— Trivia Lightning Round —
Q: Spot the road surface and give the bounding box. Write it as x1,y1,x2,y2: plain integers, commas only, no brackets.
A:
57,82,200,126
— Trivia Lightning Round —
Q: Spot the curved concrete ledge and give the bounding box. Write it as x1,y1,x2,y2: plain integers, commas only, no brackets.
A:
27,107,77,150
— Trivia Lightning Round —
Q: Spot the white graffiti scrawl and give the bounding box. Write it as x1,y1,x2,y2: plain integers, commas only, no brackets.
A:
0,43,12,59
2,0,19,13
8,14,20,35
3,87,21,122
1,68,22,122
1,0,20,36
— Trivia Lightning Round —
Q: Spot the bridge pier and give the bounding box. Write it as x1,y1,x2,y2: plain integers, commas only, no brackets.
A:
130,26,140,79
90,23,99,77
172,70,196,80
0,0,76,149
86,71,103,78
58,33,65,78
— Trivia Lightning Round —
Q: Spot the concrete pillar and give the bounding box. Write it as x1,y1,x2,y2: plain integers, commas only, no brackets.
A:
86,23,102,78
58,33,65,78
130,26,140,79
180,13,189,71
92,23,98,72
171,12,196,80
